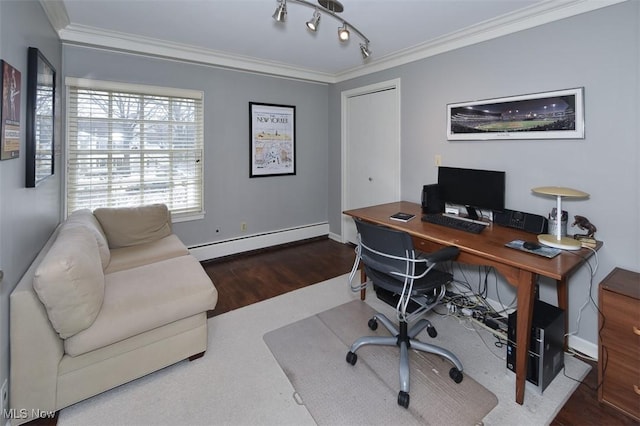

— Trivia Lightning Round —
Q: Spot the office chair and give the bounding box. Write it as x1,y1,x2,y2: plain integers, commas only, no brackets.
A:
346,218,464,408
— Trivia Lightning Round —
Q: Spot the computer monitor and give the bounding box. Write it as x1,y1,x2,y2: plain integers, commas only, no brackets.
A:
437,166,505,220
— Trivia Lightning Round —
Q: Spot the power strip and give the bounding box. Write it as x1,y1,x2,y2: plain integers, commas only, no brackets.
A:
469,316,508,340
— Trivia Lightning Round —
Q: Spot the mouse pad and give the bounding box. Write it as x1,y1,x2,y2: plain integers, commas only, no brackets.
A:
505,239,561,258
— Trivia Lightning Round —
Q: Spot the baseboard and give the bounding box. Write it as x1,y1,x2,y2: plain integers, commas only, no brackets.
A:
567,335,598,360
188,222,329,261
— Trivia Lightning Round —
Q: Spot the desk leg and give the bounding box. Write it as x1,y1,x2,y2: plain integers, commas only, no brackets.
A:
515,269,536,405
360,268,366,301
556,277,569,351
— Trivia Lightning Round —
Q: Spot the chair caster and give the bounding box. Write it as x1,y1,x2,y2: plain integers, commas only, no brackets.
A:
397,391,410,408
449,367,463,383
346,351,358,365
427,324,437,338
368,318,378,330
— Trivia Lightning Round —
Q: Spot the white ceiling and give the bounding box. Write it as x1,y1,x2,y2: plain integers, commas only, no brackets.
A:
42,0,624,83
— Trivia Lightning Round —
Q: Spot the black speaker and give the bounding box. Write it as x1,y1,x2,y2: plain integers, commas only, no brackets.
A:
422,184,444,214
493,209,548,234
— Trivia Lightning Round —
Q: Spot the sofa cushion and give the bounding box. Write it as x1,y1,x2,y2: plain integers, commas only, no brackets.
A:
64,255,217,356
62,209,111,269
94,204,172,249
33,227,105,339
105,234,189,274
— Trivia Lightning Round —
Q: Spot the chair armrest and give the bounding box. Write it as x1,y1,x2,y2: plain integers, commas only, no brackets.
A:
420,246,459,263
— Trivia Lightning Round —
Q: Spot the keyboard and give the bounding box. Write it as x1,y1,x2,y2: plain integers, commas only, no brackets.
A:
421,214,487,234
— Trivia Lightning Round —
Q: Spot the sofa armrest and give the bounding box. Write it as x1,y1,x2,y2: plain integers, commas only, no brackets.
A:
10,230,65,424
93,204,172,249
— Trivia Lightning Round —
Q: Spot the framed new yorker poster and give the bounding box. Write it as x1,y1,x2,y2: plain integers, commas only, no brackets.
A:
249,102,296,177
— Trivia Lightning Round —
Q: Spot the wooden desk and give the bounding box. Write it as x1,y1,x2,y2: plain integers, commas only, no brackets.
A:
343,201,601,405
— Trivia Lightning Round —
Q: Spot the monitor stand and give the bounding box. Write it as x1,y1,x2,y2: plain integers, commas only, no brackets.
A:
465,206,479,220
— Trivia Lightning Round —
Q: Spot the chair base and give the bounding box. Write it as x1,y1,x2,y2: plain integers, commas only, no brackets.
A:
346,312,463,408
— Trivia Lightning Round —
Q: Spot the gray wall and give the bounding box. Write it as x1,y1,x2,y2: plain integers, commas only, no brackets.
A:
329,1,639,350
63,46,330,247
0,0,63,406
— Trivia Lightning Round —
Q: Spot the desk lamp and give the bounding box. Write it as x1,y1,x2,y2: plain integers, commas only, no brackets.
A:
531,186,589,250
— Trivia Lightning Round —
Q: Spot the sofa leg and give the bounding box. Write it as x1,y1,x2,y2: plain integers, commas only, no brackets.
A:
188,351,205,361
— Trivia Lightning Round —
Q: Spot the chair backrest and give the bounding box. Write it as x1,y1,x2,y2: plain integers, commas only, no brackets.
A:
354,218,417,278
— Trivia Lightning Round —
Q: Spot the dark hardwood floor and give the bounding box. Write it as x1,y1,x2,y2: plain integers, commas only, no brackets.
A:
202,237,639,426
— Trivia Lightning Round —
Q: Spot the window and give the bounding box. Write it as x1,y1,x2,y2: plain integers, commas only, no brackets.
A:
66,78,204,219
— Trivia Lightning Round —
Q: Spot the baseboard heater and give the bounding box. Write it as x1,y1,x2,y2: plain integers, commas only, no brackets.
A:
189,222,329,262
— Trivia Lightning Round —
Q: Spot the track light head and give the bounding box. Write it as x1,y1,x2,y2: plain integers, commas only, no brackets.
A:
306,9,321,32
272,0,371,60
338,23,349,41
272,0,287,22
360,42,371,59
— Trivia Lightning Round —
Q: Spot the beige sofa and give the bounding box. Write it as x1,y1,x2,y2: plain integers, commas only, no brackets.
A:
9,204,218,425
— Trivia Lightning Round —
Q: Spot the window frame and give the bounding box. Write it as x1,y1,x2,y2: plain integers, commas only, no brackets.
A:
65,77,205,221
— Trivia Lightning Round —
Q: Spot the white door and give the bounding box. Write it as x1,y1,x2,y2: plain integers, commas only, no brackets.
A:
342,79,401,244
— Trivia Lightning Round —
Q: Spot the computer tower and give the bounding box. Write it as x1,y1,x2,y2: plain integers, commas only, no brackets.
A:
506,300,565,392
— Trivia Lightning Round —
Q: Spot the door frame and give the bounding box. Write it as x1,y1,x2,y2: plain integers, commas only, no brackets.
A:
340,78,401,243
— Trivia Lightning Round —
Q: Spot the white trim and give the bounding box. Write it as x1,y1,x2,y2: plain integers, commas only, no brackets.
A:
39,0,69,32
340,79,401,244
188,222,329,262
335,0,628,82
46,0,627,83
59,24,336,84
65,77,203,99
568,335,598,360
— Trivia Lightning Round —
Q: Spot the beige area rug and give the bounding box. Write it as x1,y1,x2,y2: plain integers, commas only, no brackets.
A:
57,274,591,426
264,300,498,426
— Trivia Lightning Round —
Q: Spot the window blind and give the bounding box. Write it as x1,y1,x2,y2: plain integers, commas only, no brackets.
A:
66,79,204,219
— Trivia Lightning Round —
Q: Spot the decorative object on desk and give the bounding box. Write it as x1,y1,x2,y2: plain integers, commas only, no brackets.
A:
249,102,295,177
505,239,561,258
446,87,585,140
389,212,415,222
573,235,597,248
531,186,589,250
548,207,568,237
572,215,596,237
1,60,21,160
26,47,56,187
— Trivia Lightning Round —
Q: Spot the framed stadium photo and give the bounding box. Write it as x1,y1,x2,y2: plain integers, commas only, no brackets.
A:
447,88,584,140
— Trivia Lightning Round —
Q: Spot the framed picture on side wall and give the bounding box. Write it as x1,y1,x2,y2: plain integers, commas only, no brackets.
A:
26,47,56,187
447,87,585,140
1,60,22,160
249,102,296,177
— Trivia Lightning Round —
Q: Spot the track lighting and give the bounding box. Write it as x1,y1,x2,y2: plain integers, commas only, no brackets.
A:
360,42,371,59
272,0,371,60
272,0,287,22
338,23,349,41
306,9,321,32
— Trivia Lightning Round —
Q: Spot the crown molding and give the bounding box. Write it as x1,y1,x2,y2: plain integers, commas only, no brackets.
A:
335,0,628,82
39,0,69,31
46,0,628,84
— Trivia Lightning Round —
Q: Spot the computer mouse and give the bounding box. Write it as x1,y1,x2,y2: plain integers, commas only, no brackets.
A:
523,241,541,250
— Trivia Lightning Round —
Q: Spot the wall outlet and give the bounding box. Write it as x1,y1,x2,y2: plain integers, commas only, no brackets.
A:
435,154,442,166
1,378,8,416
